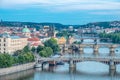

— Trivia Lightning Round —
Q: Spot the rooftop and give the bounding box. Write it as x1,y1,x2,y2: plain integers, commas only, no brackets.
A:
28,37,40,41
10,36,21,39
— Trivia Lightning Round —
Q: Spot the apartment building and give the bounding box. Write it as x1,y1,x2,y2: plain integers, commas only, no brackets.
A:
0,33,28,54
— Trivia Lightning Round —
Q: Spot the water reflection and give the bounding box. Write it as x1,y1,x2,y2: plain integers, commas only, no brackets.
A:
0,69,35,80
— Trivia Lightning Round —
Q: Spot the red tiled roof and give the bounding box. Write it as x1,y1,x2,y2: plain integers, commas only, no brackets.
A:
28,37,40,41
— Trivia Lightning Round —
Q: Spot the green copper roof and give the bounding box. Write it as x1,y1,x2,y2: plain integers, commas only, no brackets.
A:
22,27,30,33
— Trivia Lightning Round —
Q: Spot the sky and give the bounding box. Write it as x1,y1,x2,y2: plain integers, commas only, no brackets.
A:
0,0,120,25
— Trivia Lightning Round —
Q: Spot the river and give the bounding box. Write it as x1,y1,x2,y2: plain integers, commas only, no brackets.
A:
0,38,120,80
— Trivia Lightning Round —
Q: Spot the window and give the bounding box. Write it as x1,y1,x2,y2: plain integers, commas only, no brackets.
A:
4,38,6,42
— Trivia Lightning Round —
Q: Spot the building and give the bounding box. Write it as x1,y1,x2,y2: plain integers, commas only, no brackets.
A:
43,26,50,32
42,25,55,37
28,37,43,48
58,37,66,45
22,26,31,38
0,33,28,54
68,36,74,44
47,26,55,37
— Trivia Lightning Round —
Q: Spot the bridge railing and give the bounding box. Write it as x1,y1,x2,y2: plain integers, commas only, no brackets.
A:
38,56,120,62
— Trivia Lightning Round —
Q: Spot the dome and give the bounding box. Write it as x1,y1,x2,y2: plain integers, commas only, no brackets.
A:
22,26,30,33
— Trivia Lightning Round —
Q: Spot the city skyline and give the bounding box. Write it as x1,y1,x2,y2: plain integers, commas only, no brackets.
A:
0,0,120,24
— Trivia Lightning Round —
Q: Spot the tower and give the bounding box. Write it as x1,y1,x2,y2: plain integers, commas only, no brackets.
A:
22,25,31,38
48,25,55,37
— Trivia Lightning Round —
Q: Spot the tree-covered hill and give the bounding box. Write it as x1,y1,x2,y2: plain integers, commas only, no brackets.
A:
81,21,120,28
0,20,120,30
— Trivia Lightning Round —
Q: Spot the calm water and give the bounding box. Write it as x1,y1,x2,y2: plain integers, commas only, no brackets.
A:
0,39,120,80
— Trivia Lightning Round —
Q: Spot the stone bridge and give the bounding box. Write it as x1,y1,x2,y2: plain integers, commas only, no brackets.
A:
79,33,98,37
61,43,120,55
37,57,120,74
79,37,110,43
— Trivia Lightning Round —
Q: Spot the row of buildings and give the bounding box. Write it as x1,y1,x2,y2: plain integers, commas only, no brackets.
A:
63,26,120,34
0,26,74,54
0,26,42,54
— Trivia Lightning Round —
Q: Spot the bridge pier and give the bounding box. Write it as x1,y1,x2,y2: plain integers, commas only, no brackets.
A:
110,46,115,56
93,45,99,55
41,63,45,70
109,60,116,75
69,59,76,73
49,60,56,66
79,45,83,54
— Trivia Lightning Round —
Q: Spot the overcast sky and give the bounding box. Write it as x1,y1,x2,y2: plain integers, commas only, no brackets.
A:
0,0,120,24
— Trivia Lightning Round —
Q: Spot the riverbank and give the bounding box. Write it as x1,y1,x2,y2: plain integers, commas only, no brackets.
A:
0,62,35,76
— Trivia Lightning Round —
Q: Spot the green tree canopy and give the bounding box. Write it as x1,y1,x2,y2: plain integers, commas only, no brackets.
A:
31,47,36,53
44,38,60,53
99,32,120,43
39,47,53,57
23,45,30,53
37,45,44,53
0,54,14,68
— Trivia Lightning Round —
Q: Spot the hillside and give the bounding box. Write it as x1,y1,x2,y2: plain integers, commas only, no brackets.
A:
0,21,120,30
82,21,120,28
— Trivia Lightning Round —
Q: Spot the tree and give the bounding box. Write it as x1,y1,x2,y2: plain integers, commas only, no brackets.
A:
13,50,22,56
39,47,53,57
0,54,14,68
18,52,34,64
99,32,120,43
44,47,53,56
0,46,35,68
31,47,36,53
23,45,30,52
44,38,60,53
39,50,47,57
18,54,26,64
37,45,44,53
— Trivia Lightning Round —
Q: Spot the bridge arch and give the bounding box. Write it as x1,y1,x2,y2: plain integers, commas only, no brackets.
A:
82,45,94,54
80,38,99,43
98,45,110,54
75,61,109,73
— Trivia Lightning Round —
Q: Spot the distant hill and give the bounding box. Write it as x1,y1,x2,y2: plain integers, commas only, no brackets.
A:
0,21,65,30
0,21,120,30
81,21,120,28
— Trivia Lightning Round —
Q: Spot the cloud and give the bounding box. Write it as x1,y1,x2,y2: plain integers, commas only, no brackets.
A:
0,0,120,11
